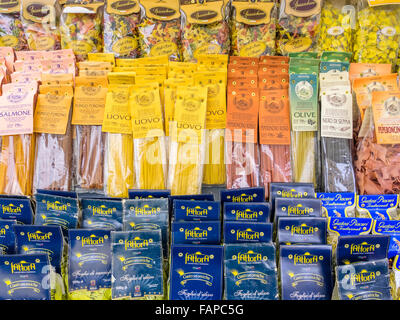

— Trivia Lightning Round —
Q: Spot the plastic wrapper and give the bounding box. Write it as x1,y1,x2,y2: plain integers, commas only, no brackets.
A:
60,1,104,62
167,135,206,196
226,141,261,190
203,128,226,186
318,0,354,53
230,0,277,57
277,0,321,55
138,0,181,61
0,134,35,195
355,93,400,195
260,144,292,199
103,0,140,58
134,136,168,190
291,131,318,187
0,0,28,51
33,125,73,192
21,0,61,51
67,229,112,300
354,0,400,64
321,137,356,193
74,125,105,191
180,0,230,62
104,133,135,198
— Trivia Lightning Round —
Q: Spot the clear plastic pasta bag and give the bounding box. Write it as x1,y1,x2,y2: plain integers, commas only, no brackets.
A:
104,133,135,198
226,141,261,190
0,134,35,196
134,136,168,190
74,125,105,191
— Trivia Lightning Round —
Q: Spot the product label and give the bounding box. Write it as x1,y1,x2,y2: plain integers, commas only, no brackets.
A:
278,217,327,245
14,225,63,273
68,229,112,292
172,221,221,245
111,230,163,299
280,245,332,300
232,0,274,25
289,73,318,132
173,200,220,221
220,187,265,204
0,196,34,225
81,198,123,231
0,90,35,136
224,222,272,244
0,254,51,300
328,217,373,236
33,93,72,135
224,202,270,223
123,199,169,258
336,235,390,265
224,243,278,300
372,91,400,144
180,0,224,24
259,89,291,145
320,88,353,139
169,245,223,300
336,259,391,300
274,198,322,219
129,84,164,139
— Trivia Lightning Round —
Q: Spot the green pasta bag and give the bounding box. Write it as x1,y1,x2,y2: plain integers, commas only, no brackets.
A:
60,0,104,61
21,0,61,51
230,0,277,57
138,0,181,61
104,0,140,58
0,0,28,50
277,0,322,55
180,0,230,62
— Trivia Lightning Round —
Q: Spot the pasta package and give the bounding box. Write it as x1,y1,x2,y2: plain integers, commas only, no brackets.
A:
167,86,207,195
130,83,168,190
60,0,104,62
180,0,230,62
67,229,112,300
289,73,319,186
277,0,322,55
138,0,181,61
356,90,400,194
104,0,140,58
318,0,355,54
230,0,277,57
72,75,108,191
259,89,292,199
0,219,16,254
102,84,135,198
335,259,392,300
354,0,400,65
111,230,164,300
0,0,28,51
226,86,261,189
33,90,74,192
0,87,36,196
224,243,278,300
21,0,61,51
0,254,51,300
194,71,227,186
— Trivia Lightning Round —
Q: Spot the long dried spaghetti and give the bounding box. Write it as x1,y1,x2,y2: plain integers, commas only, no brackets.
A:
0,135,35,195
291,131,317,186
203,129,226,186
104,133,135,197
226,141,261,189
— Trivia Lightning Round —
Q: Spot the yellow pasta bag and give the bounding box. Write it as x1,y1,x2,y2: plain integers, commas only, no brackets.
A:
167,86,207,195
130,82,167,190
102,84,135,197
